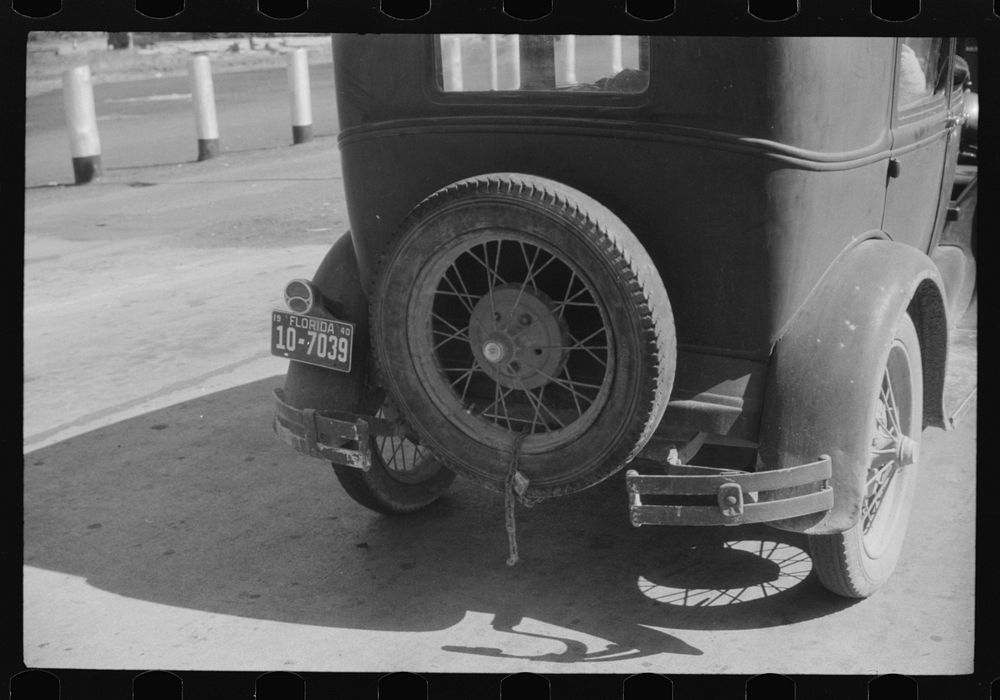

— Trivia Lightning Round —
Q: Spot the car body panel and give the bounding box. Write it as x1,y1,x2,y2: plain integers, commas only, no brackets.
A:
274,34,976,531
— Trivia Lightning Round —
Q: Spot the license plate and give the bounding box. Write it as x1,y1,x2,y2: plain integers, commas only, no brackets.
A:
271,310,354,373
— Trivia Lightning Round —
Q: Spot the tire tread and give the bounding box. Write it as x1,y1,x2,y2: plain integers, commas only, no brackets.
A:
369,173,675,497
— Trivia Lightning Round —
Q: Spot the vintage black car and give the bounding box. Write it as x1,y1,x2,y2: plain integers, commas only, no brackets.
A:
271,35,978,598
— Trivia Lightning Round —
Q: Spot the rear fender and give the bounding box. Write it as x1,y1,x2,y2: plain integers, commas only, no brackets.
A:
759,239,947,534
283,233,371,413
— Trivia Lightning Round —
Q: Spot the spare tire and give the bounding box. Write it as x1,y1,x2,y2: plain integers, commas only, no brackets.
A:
371,174,675,498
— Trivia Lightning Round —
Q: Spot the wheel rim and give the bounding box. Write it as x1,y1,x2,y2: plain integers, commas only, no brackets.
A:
371,407,440,484
408,231,615,453
862,339,918,558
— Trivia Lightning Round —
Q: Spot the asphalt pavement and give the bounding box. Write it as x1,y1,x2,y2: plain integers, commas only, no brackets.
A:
25,65,339,188
24,136,340,450
21,74,977,677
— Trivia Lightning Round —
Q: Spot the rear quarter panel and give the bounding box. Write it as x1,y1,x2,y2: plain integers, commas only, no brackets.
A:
334,34,900,439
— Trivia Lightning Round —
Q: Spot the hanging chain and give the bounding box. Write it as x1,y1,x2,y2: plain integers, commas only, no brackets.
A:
504,430,544,566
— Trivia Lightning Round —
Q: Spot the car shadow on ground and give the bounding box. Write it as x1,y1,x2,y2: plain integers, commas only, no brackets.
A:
24,376,857,663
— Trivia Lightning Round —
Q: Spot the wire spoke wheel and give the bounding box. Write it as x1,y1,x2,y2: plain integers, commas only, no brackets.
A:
370,406,441,484
809,312,922,597
372,175,675,497
861,365,918,552
415,235,614,449
331,398,455,515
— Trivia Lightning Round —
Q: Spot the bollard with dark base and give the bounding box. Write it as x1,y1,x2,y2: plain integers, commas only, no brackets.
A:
62,65,103,184
71,156,102,184
287,48,313,145
189,54,220,161
197,139,220,160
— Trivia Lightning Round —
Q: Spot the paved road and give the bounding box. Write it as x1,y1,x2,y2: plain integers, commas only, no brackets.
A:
25,65,340,187
21,79,977,677
23,136,345,449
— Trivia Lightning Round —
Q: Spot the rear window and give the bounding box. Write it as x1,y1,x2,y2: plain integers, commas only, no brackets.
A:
436,34,650,94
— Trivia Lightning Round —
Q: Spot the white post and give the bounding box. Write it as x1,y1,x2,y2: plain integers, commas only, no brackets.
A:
611,35,624,74
287,48,313,144
62,65,102,184
189,54,219,161
564,34,577,85
443,34,463,91
488,34,499,90
510,34,521,89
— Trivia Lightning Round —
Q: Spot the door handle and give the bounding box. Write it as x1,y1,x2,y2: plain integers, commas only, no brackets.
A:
946,113,967,129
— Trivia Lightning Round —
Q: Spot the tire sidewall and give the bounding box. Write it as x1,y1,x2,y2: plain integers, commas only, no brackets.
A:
812,311,923,596
372,182,671,497
850,312,923,580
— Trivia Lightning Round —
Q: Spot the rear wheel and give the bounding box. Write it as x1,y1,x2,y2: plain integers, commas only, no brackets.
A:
809,312,923,598
332,400,455,515
371,174,675,498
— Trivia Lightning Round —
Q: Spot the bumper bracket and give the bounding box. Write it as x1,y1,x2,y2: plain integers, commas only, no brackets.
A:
272,388,406,470
625,456,833,526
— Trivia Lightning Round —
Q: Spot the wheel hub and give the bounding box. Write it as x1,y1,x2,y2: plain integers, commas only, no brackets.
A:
469,285,567,390
896,435,918,467
481,338,509,363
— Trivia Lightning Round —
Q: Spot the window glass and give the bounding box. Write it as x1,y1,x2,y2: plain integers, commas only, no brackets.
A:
437,35,649,94
897,37,946,110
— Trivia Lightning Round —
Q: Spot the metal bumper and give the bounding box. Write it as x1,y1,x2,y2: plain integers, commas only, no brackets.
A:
625,456,833,527
272,388,405,470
